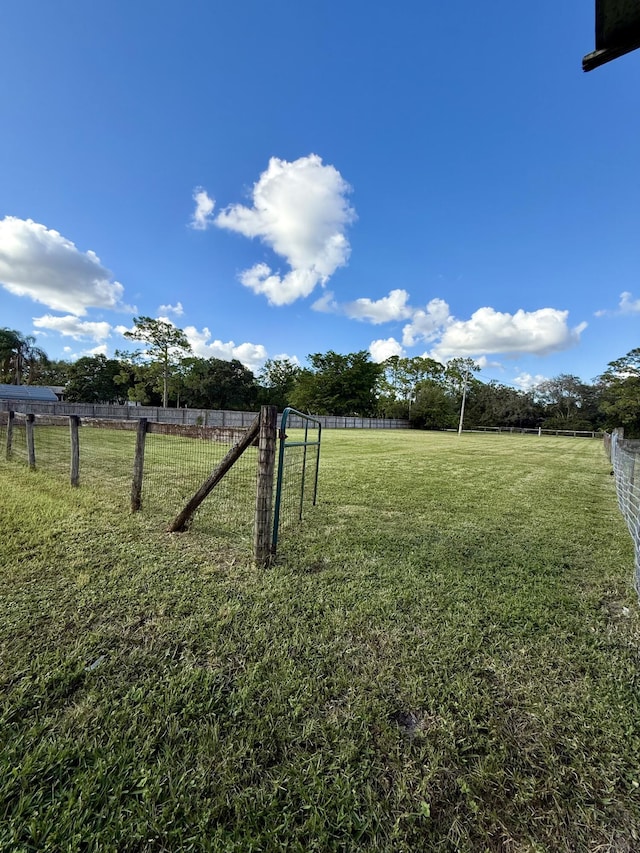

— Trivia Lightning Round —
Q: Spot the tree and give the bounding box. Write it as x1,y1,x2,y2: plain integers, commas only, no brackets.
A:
443,357,480,393
181,357,258,410
38,359,72,387
258,358,301,410
123,317,191,408
0,329,23,383
0,328,48,385
444,358,480,433
113,351,162,406
290,350,382,416
535,374,597,430
598,349,640,436
464,381,542,429
378,356,445,417
65,355,128,403
410,380,457,429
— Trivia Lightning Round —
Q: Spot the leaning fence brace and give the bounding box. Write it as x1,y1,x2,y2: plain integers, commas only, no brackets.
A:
163,406,281,565
606,428,640,595
166,413,261,533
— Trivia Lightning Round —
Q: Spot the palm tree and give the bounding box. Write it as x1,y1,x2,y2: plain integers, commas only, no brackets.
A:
0,328,48,385
0,328,22,383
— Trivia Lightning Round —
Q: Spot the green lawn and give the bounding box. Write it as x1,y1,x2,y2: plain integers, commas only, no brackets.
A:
1,430,639,852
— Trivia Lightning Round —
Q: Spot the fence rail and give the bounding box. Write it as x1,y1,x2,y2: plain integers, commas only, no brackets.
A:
606,428,640,594
0,400,407,430
467,426,604,438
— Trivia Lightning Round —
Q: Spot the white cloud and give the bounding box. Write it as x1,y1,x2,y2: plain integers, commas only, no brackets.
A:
619,291,640,313
183,325,267,372
369,337,405,363
215,154,355,305
315,275,585,366
87,344,108,357
513,372,549,391
158,301,184,316
32,314,112,342
345,289,412,324
434,307,586,358
115,316,178,341
311,290,339,314
402,298,451,346
0,217,131,316
239,263,319,305
190,187,215,230
232,342,269,372
65,344,109,361
271,352,301,366
595,292,640,316
474,356,503,370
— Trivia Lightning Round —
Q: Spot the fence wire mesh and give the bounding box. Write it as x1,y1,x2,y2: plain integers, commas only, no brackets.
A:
142,431,257,540
7,418,28,466
3,415,135,490
28,419,71,478
77,424,137,491
609,430,640,593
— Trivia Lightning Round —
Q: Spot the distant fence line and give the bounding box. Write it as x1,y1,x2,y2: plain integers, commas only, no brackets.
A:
468,426,604,438
0,399,407,430
605,428,640,594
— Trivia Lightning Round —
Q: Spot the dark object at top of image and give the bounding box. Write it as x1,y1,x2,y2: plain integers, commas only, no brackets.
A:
583,0,640,71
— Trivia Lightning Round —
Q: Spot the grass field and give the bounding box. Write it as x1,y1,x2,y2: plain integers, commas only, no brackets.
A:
1,430,639,852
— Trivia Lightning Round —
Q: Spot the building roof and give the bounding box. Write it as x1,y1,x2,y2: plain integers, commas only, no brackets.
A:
0,384,59,402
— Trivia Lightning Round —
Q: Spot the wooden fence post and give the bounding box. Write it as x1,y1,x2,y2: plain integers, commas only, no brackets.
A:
5,410,14,459
69,415,80,487
26,414,36,469
254,405,277,567
131,418,148,512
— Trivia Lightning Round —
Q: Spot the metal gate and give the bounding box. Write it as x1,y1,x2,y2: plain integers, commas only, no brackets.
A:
272,408,322,553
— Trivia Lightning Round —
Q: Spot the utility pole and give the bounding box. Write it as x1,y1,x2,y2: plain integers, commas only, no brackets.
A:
457,367,469,436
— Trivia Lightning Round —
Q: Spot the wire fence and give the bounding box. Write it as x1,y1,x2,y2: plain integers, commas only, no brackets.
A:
1,408,319,562
81,424,137,490
8,417,28,466
143,430,257,541
3,413,138,490
606,429,640,594
27,421,72,478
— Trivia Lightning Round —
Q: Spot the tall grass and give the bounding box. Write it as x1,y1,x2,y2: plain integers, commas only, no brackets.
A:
1,431,638,852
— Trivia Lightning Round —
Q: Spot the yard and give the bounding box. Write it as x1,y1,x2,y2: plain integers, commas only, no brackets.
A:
1,430,639,852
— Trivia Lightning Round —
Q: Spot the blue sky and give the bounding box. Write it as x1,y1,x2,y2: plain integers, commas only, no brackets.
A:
1,1,639,390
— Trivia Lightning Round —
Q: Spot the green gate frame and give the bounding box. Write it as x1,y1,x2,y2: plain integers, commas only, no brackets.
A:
272,407,322,553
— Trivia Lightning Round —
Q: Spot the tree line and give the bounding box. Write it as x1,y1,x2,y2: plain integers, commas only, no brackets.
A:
2,320,639,435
